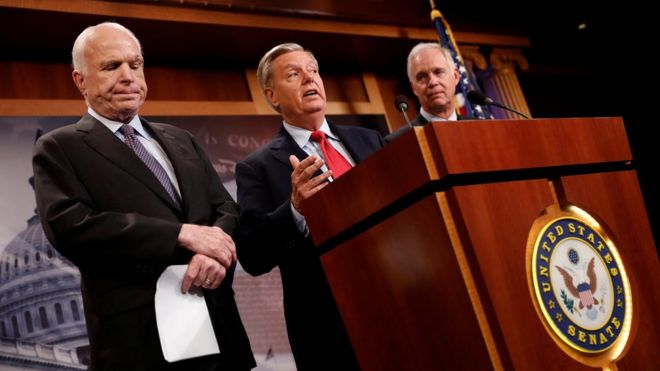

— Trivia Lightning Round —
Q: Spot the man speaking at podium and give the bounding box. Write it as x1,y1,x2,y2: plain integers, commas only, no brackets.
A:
235,43,384,370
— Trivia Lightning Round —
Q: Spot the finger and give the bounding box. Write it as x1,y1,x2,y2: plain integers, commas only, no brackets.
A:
293,155,321,176
302,160,326,182
312,170,333,184
289,154,301,169
308,178,330,196
192,264,209,288
222,232,237,262
195,265,211,288
181,261,201,293
214,248,232,268
209,265,227,290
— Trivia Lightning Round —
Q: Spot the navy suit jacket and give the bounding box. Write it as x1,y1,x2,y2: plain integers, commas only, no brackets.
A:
33,113,255,370
235,122,385,371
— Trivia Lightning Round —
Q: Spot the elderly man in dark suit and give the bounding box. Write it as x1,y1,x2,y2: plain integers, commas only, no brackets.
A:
408,42,463,124
386,42,464,141
235,43,384,370
32,22,255,370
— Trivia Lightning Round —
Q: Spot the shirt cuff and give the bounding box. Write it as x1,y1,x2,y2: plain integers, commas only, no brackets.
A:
290,202,309,236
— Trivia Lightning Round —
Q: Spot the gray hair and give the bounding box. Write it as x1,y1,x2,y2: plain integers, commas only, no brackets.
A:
406,42,456,82
72,22,142,74
256,43,319,111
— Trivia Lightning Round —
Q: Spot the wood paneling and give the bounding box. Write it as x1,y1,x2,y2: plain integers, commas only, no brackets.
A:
450,180,593,370
426,117,632,175
0,0,530,46
561,171,660,370
0,63,387,117
321,194,493,370
146,67,251,101
0,62,79,99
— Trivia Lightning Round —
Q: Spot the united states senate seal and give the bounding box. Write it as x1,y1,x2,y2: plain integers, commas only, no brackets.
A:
526,204,634,367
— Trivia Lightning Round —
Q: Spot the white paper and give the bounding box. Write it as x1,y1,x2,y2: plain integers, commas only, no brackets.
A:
155,265,220,362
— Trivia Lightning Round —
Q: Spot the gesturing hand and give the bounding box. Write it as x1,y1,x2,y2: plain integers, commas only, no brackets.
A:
289,155,333,211
177,224,237,268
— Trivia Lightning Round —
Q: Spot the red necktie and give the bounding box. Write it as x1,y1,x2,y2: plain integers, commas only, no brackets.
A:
309,130,352,178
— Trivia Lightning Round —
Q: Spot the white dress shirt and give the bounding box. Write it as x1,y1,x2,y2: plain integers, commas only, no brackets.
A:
420,107,458,122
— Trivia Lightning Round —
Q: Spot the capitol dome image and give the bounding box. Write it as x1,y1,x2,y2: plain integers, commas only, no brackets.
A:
0,180,89,370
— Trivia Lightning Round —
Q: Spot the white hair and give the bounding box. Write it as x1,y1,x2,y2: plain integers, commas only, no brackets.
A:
406,42,456,82
71,22,142,74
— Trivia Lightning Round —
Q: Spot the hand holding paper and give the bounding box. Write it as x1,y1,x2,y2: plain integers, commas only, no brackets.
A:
155,265,220,362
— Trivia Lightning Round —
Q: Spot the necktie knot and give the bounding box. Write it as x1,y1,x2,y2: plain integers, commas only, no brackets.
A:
308,129,352,178
119,124,135,137
310,130,326,143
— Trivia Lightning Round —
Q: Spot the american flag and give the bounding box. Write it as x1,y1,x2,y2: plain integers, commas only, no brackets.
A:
430,7,493,119
577,282,595,307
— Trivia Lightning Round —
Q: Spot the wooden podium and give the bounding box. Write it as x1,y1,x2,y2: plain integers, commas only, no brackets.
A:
301,118,659,370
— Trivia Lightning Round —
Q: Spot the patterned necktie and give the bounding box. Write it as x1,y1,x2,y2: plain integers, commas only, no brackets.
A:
309,130,352,178
119,124,181,209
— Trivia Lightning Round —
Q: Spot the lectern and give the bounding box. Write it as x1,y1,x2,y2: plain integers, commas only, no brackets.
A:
301,118,659,370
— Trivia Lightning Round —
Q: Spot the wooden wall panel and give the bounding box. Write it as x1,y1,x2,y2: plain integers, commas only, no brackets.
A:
561,171,660,370
0,61,79,99
449,179,592,370
321,194,493,370
322,73,367,102
146,67,251,101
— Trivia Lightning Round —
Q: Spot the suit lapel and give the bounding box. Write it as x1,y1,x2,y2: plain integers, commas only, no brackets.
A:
79,114,181,212
270,126,309,169
330,122,370,163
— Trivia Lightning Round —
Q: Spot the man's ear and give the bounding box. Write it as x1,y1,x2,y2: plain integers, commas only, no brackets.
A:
265,88,279,109
72,70,86,96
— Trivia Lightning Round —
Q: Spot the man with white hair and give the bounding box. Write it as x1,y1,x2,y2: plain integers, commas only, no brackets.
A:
33,22,255,370
386,42,463,141
407,42,462,124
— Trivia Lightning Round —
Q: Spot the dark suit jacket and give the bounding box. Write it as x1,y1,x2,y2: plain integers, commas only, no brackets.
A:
32,113,255,371
235,123,385,371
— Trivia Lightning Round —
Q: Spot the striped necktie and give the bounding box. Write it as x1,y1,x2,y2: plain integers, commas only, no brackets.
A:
119,124,181,209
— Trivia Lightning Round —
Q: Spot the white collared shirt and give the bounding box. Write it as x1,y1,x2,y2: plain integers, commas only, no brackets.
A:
88,108,181,197
420,107,458,122
283,119,355,166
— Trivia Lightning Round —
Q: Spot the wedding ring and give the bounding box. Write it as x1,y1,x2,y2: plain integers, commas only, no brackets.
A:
204,278,212,286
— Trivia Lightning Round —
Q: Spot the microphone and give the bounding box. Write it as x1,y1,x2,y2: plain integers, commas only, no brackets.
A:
395,95,414,129
466,90,530,119
385,95,415,142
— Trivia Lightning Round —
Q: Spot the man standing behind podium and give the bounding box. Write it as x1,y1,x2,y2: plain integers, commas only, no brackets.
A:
408,42,462,124
235,43,384,370
32,22,255,370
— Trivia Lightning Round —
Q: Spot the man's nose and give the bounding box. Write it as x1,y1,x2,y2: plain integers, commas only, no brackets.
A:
427,74,439,87
118,63,135,82
301,70,314,84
